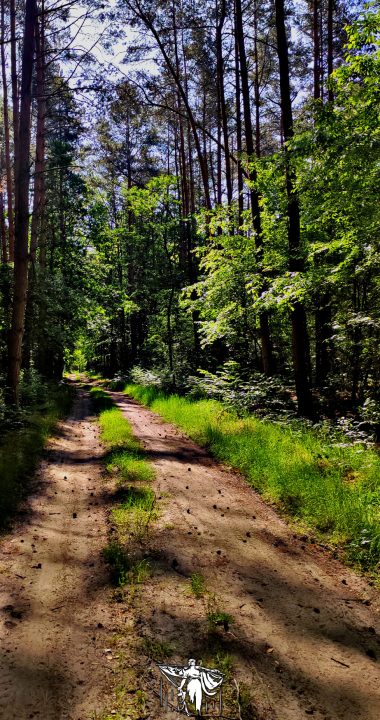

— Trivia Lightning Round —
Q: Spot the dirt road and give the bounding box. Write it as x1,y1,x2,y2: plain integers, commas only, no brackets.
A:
0,390,113,720
110,390,380,720
0,386,379,720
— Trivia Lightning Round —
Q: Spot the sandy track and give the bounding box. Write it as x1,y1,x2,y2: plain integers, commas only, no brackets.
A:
0,386,379,720
0,390,113,720
110,391,380,720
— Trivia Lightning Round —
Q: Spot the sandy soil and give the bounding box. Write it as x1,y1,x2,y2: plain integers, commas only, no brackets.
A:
0,389,114,720
1,385,379,720
109,390,380,720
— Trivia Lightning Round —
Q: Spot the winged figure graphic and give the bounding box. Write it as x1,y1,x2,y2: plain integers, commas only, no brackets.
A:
158,658,224,717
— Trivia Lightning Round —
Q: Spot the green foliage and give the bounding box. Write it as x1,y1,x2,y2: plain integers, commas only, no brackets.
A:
102,541,151,587
64,339,87,373
207,611,233,631
103,540,150,588
25,78,89,383
125,384,380,571
81,174,196,380
20,368,49,407
190,572,207,598
129,558,151,584
103,541,132,586
188,361,296,418
234,681,258,720
292,7,380,402
184,204,262,366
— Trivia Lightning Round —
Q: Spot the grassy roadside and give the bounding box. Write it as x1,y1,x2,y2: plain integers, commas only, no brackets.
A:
0,384,73,530
124,384,380,574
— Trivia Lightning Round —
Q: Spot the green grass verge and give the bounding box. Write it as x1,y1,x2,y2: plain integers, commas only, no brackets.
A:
0,384,73,529
124,384,380,573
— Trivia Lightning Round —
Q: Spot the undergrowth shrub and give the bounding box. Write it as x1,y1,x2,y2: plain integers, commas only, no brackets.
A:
130,362,376,446
188,361,296,419
0,383,73,528
20,368,49,407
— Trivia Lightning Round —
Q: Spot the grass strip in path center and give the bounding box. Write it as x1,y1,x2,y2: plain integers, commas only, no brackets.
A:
91,386,157,575
89,386,161,720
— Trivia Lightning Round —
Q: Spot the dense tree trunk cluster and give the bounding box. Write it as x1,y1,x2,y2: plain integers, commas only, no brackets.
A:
0,0,378,423
0,0,88,405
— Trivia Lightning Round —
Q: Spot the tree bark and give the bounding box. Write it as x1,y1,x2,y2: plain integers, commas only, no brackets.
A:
315,299,332,386
1,0,15,260
216,0,232,204
10,0,19,193
253,0,261,158
327,0,334,102
234,17,244,224
274,0,313,417
314,0,334,385
30,5,46,262
313,0,321,100
234,0,274,375
7,0,37,405
0,189,7,263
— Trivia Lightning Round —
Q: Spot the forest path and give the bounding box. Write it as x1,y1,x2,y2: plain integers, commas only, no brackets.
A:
110,390,380,720
0,388,114,720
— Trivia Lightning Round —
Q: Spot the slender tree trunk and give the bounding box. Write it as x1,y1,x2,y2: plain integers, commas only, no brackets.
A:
216,0,232,204
0,190,7,263
315,298,332,386
234,19,244,224
208,125,218,205
216,87,222,204
314,0,334,386
234,0,273,375
7,0,37,404
274,0,313,417
30,5,46,261
1,0,15,260
319,3,324,101
10,0,19,192
313,0,321,100
327,0,334,102
253,1,261,158
351,281,361,406
215,3,222,206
